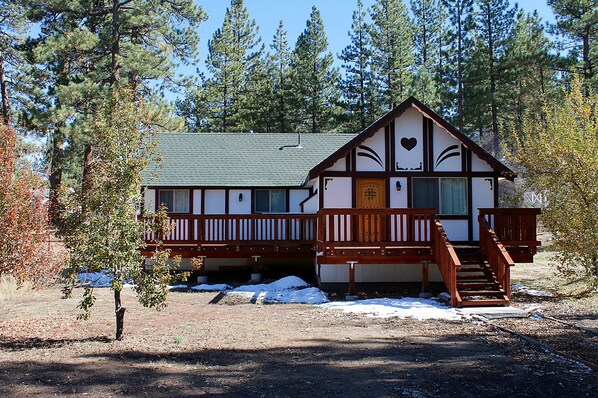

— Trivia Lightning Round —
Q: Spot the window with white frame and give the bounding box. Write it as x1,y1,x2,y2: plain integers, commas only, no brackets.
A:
254,189,286,213
158,189,190,213
412,178,467,215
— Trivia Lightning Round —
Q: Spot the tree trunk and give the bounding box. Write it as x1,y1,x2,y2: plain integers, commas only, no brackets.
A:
110,0,121,85
114,288,126,340
0,50,11,126
457,4,464,132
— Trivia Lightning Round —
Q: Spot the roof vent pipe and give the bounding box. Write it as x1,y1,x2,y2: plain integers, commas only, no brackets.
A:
279,132,302,150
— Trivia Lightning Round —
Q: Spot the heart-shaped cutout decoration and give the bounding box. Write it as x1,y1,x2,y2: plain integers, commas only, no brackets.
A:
401,137,417,151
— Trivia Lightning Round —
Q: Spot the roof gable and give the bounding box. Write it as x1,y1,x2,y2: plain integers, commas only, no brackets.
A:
308,97,515,180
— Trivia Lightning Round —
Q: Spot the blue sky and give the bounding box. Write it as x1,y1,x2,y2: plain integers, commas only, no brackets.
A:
192,0,556,75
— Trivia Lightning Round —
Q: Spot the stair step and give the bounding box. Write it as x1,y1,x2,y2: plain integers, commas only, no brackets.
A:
457,282,498,288
457,275,496,280
460,299,510,307
458,268,487,272
458,290,506,296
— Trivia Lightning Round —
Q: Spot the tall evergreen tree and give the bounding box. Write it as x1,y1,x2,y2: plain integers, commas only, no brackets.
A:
340,0,376,132
267,20,292,133
290,6,340,133
199,0,263,132
442,0,473,131
369,0,415,110
548,0,597,91
411,0,443,108
466,0,516,152
0,0,29,125
29,0,205,184
503,10,558,137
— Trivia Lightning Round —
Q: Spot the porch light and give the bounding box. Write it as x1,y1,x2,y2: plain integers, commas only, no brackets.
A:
238,193,243,202
396,181,402,191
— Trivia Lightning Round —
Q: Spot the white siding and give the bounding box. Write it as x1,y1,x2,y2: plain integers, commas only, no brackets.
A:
228,189,251,214
356,127,386,171
144,189,155,212
323,177,352,208
471,177,495,240
439,219,469,241
471,153,494,172
389,177,408,208
326,157,346,171
192,189,202,214
394,108,424,171
289,189,309,213
433,124,462,172
319,263,443,283
204,189,226,214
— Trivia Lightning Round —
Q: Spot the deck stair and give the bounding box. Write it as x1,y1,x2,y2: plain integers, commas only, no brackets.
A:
454,247,509,307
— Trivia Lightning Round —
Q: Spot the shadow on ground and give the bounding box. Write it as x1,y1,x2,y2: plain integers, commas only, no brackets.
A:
1,333,596,397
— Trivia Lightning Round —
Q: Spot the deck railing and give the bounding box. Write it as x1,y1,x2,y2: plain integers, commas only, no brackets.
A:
478,208,541,245
432,219,462,307
479,215,515,297
143,214,317,244
317,208,436,246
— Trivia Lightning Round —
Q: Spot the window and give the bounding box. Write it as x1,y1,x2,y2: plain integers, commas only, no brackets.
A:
412,178,467,215
255,189,287,213
158,189,190,213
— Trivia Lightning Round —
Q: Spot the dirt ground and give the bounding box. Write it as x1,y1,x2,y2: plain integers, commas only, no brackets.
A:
1,252,597,398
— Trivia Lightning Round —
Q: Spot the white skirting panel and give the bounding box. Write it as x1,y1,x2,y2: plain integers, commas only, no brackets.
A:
319,263,443,283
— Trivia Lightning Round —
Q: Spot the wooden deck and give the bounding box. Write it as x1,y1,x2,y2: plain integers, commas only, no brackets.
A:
141,207,540,307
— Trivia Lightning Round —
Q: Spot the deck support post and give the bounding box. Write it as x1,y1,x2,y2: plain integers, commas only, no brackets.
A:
346,261,358,300
251,255,262,282
419,260,432,299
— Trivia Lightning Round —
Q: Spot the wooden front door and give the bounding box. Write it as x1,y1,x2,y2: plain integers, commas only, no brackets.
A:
356,178,386,241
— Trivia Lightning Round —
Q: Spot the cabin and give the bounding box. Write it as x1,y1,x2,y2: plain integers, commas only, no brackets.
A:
141,97,540,307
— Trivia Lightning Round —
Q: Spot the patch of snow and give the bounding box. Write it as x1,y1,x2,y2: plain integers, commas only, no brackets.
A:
264,287,329,304
169,284,189,290
232,276,310,293
511,283,553,297
77,270,133,288
191,283,231,292
319,297,461,320
77,270,113,288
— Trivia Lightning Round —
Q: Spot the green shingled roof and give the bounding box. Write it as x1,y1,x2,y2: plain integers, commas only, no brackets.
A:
144,132,356,187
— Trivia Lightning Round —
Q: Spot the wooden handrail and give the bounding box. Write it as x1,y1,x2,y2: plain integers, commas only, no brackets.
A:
142,213,317,244
479,215,515,297
432,219,462,307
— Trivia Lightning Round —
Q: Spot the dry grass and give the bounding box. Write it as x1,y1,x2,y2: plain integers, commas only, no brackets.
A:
0,275,33,302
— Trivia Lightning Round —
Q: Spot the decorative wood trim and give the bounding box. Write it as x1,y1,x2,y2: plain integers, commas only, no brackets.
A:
189,189,194,215
428,118,434,172
422,115,429,172
318,177,324,209
307,97,516,181
351,148,357,171
407,176,413,207
390,119,396,172
384,125,391,172
224,188,229,214
201,189,205,215
345,154,350,171
494,176,499,207
351,177,356,207
320,170,499,178
285,188,291,212
461,144,467,172
467,176,473,241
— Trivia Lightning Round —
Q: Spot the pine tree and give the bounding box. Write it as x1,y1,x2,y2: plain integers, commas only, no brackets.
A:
502,10,558,137
290,6,340,133
29,0,205,183
442,0,474,131
340,0,376,132
411,0,442,109
198,0,263,132
548,0,597,91
467,0,516,152
369,0,415,110
267,21,292,133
